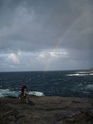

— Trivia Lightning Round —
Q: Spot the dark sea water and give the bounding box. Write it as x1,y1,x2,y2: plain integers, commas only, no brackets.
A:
0,70,93,98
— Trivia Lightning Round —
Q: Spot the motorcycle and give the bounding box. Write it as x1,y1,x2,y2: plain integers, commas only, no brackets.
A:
18,91,29,103
18,91,35,105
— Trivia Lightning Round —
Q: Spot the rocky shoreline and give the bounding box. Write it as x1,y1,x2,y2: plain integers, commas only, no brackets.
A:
0,95,93,124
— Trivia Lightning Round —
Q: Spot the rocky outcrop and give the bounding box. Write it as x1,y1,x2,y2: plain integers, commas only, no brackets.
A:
0,95,93,124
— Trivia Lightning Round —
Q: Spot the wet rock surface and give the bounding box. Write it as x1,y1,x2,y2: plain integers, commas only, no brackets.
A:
0,95,93,124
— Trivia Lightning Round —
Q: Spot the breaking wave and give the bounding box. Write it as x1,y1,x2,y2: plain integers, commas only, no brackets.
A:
0,89,44,97
67,71,93,76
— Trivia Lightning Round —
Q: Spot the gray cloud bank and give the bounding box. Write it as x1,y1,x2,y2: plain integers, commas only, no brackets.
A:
0,0,93,71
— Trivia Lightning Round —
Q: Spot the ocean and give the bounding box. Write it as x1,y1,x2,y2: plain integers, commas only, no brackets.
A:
0,70,93,98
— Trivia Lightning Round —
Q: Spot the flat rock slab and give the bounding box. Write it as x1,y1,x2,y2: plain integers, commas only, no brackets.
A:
0,95,93,124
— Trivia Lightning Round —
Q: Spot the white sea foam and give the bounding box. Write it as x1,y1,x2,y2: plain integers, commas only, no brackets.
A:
87,84,93,89
29,91,44,96
67,73,92,76
0,89,44,97
0,89,18,97
90,73,93,75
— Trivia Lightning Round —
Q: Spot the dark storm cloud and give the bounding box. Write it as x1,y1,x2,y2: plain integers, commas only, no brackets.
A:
0,0,93,71
0,0,92,52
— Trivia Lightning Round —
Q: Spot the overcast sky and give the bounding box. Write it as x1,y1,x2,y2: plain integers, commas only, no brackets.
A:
0,0,93,72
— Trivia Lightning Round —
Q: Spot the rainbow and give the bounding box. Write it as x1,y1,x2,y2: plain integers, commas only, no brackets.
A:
44,8,91,71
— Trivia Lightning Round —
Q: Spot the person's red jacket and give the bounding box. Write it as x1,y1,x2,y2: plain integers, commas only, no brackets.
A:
21,84,28,92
